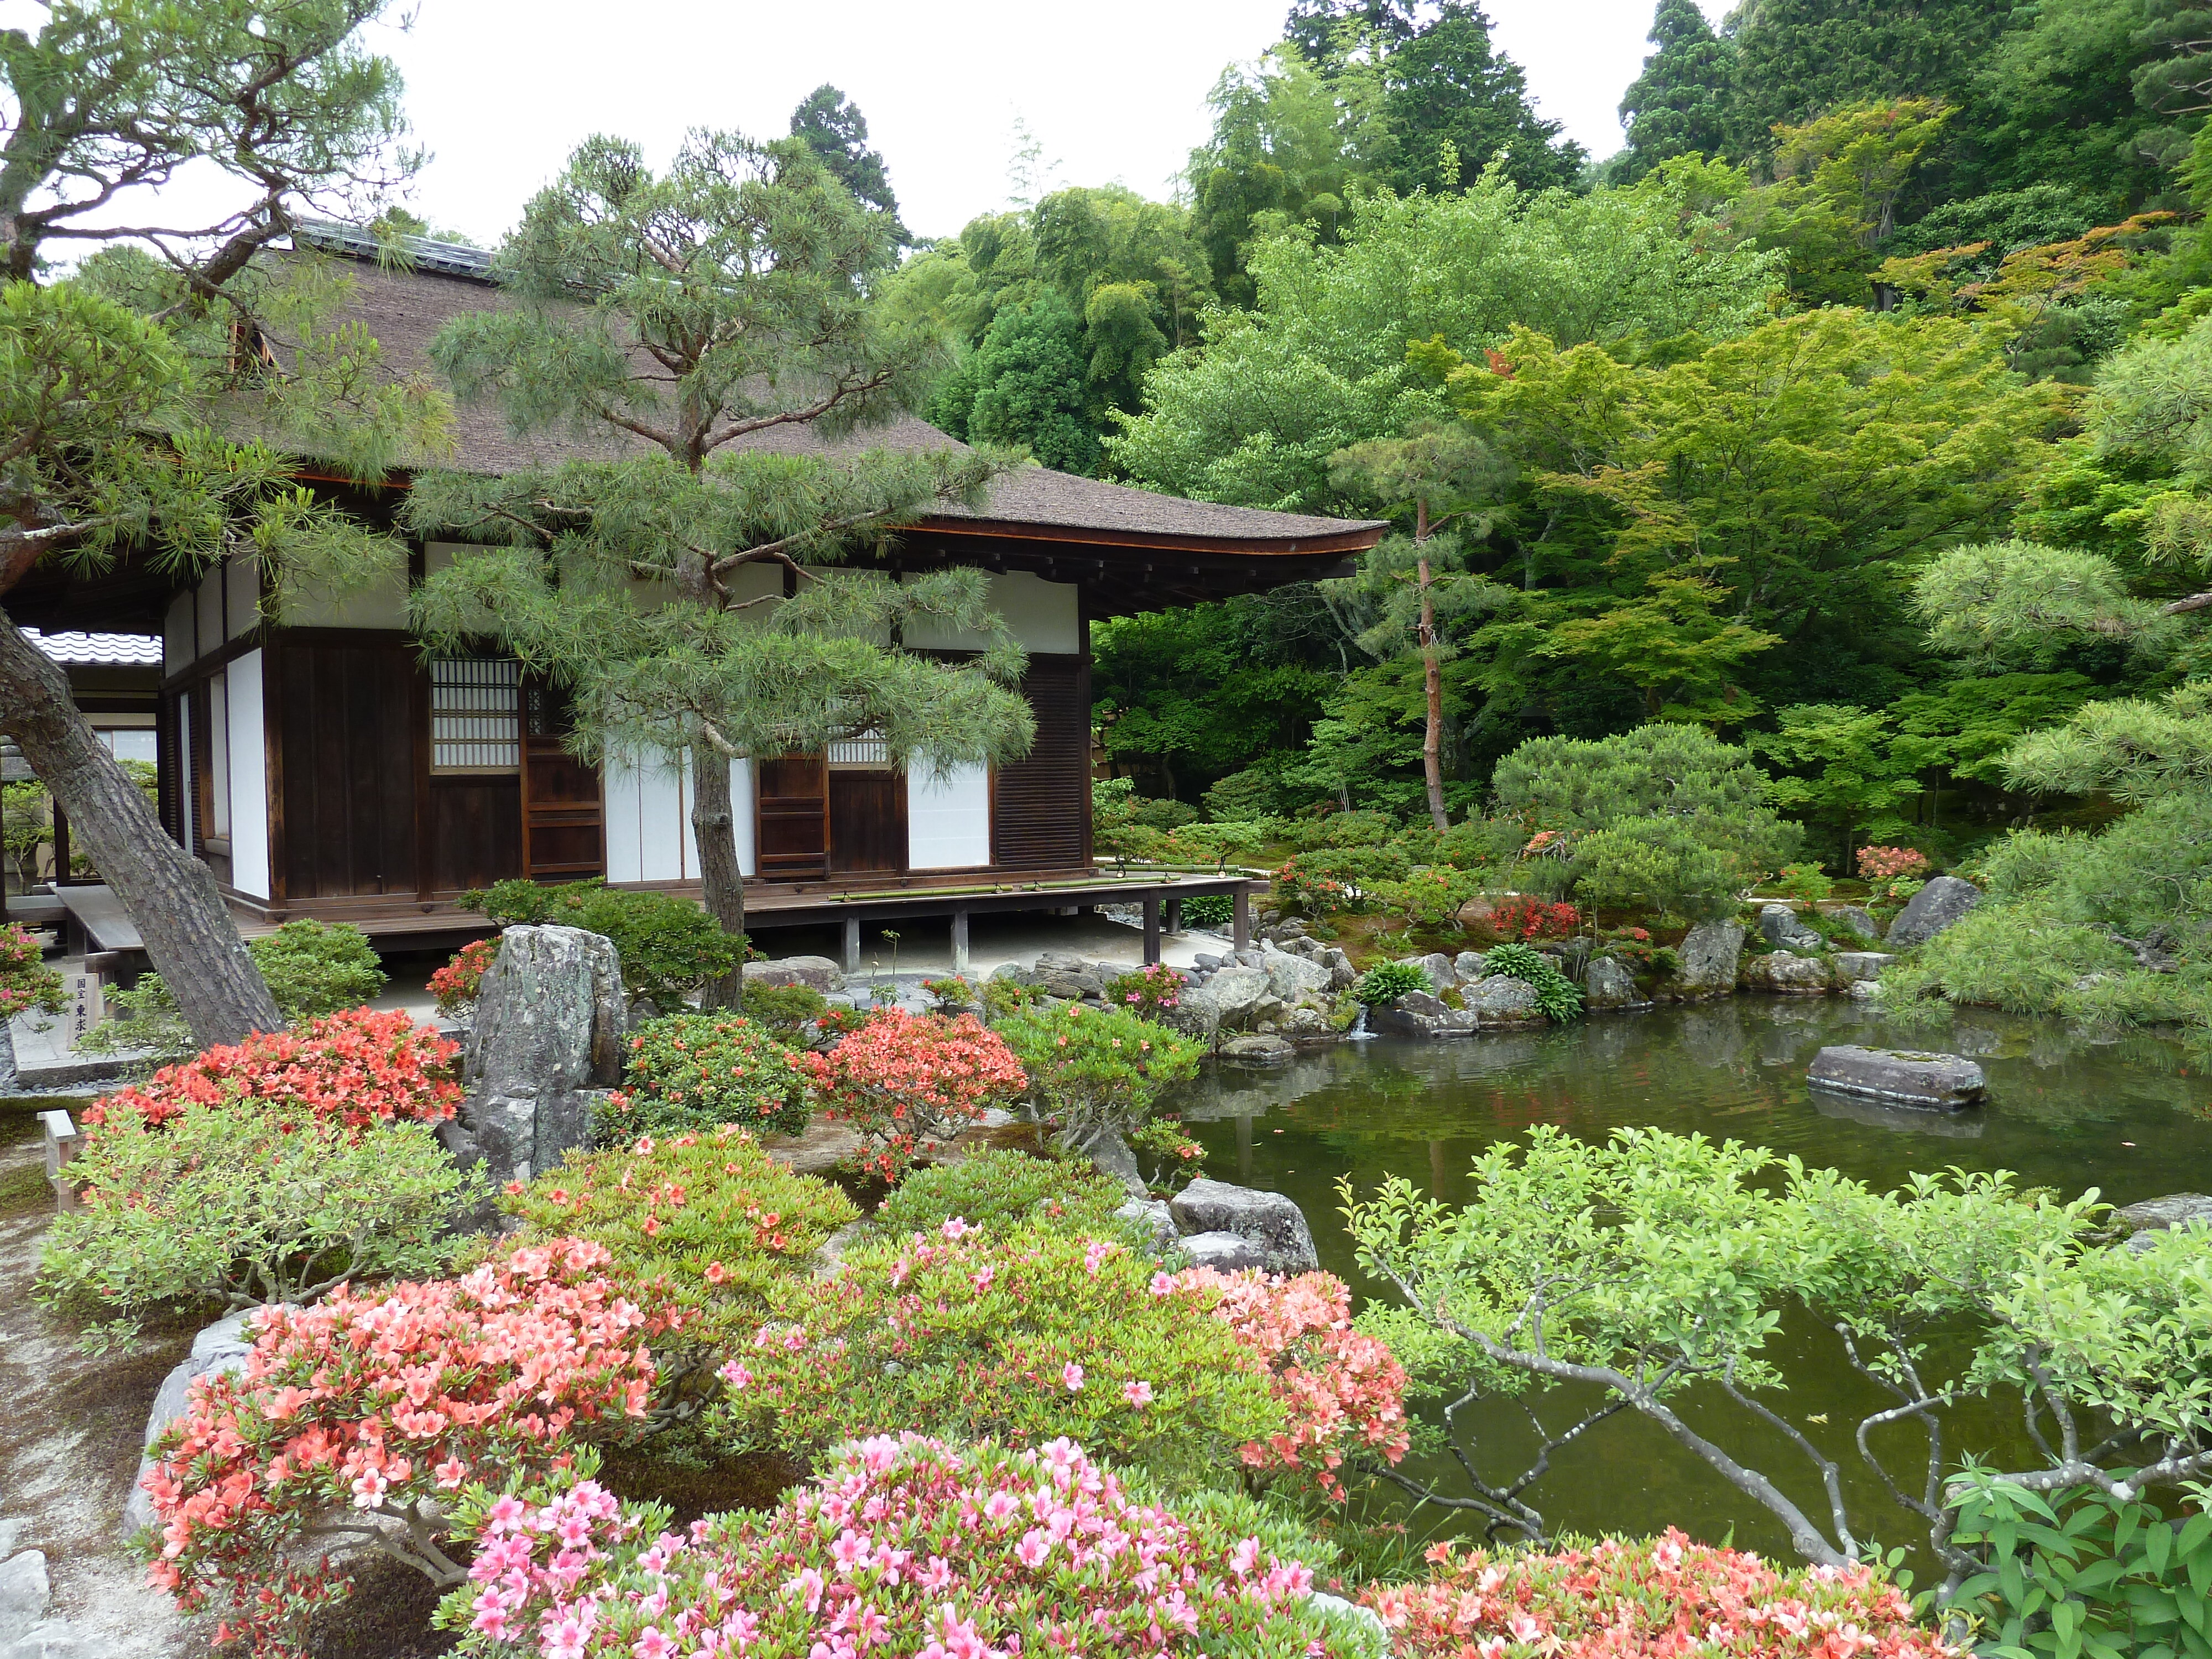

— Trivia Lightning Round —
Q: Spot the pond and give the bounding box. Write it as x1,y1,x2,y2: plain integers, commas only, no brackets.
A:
1175,997,2212,1564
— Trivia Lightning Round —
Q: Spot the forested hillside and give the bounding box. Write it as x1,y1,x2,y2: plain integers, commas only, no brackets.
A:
869,0,2212,1032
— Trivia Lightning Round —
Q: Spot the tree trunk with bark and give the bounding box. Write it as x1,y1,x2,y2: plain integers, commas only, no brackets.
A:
1415,499,1449,836
688,739,747,1010
0,613,281,1045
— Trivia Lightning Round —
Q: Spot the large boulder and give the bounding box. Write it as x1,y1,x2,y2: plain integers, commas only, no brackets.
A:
1171,1178,1321,1273
1834,951,1893,984
122,1311,260,1538
0,1548,70,1659
1179,1231,1266,1271
1822,904,1882,942
1157,979,1222,1043
1465,974,1544,1025
2117,1192,2212,1251
1369,989,1478,1039
1453,950,1489,983
1664,919,1746,999
743,954,845,994
1584,954,1642,1010
1741,950,1833,994
1114,1197,1180,1256
1396,952,1458,992
461,925,627,1186
1757,904,1825,954
1886,876,1982,948
1807,1045,1986,1110
1260,946,1334,1001
1220,1033,1296,1066
1206,965,1274,1031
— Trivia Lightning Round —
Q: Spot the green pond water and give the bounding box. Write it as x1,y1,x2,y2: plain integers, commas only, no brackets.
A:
1175,997,2212,1564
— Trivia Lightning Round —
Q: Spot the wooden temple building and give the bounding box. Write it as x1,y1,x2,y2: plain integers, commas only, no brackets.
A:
7,228,1386,969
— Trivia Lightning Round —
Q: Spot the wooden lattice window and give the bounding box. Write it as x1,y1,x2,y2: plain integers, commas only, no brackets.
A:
429,658,521,774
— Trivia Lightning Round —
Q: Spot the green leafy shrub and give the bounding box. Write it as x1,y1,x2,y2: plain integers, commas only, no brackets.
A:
1374,866,1484,931
1354,960,1433,1006
919,974,977,1012
1597,925,1678,977
1179,893,1235,928
1288,809,1396,851
1202,763,1292,820
980,974,1042,1018
503,1125,856,1352
1767,863,1835,902
1481,940,1583,1022
705,1221,1284,1489
1274,844,1411,915
1948,1479,2212,1659
1881,902,2134,1019
464,878,740,1009
738,978,828,1041
606,1013,810,1141
994,1001,1204,1150
90,919,387,1059
1129,1118,1208,1194
870,1146,1128,1238
1103,961,1185,1015
1569,817,1754,920
38,1102,482,1353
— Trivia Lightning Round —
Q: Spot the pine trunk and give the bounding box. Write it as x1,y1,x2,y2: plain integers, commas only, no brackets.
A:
0,615,281,1045
689,740,747,1010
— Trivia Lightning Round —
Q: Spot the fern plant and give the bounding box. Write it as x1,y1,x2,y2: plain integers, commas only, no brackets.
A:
1482,941,1584,1022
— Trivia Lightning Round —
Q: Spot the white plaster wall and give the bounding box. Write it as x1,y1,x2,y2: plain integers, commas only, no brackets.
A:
164,592,196,675
208,673,231,837
902,570,1079,654
195,571,223,658
604,748,755,881
908,763,991,870
226,554,259,639
225,651,271,899
287,564,409,630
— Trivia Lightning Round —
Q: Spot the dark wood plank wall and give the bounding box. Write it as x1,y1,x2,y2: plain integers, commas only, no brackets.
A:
992,652,1090,869
272,640,421,899
828,773,906,874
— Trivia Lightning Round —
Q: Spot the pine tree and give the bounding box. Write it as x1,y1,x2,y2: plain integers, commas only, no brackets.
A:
789,84,910,246
406,132,1035,998
1616,0,1741,181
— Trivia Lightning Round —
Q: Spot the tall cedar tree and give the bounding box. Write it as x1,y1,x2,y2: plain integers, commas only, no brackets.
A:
0,0,438,1045
1728,0,2014,150
788,85,910,247
1616,0,1740,181
405,132,1036,1001
1375,2,1585,194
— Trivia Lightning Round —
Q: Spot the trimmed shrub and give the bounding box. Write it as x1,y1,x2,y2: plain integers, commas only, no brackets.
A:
801,1009,1029,1181
141,1239,672,1659
607,1013,810,1141
435,1436,1348,1659
1483,941,1583,1022
88,920,388,1059
1288,808,1396,851
1274,844,1411,916
738,978,828,1040
994,1001,1203,1149
1167,1267,1410,1499
38,1104,483,1353
82,1008,461,1136
1364,1529,1950,1659
704,1222,1284,1486
465,879,740,1009
502,1128,857,1352
870,1146,1128,1239
1767,862,1835,902
1375,865,1484,930
0,920,64,1019
1354,960,1433,1006
429,937,497,1016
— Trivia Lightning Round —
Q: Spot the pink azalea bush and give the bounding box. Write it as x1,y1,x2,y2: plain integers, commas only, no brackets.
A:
801,1009,1029,1180
85,1006,461,1136
0,919,64,1019
703,1220,1284,1484
1167,1267,1410,1499
140,1238,675,1659
1364,1530,1955,1659
436,1434,1344,1659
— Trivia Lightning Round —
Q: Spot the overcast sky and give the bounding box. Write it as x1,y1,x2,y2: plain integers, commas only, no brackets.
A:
334,0,1729,246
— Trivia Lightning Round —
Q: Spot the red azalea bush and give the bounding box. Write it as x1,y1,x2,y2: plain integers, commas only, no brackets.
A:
1485,896,1582,942
84,1006,460,1136
436,1434,1338,1659
430,937,499,1016
801,1009,1029,1180
1364,1530,1955,1659
1167,1267,1410,1498
142,1238,673,1659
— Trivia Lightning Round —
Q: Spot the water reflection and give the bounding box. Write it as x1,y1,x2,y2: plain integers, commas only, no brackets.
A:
1177,999,2212,1558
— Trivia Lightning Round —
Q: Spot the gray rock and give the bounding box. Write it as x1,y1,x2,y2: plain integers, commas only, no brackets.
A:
1158,980,1222,1043
1115,1197,1180,1255
2117,1193,2212,1253
1887,876,1982,948
1834,952,1894,984
1465,973,1545,1024
1220,1033,1296,1066
1193,953,1224,971
1039,970,1105,1000
743,953,847,994
1206,965,1274,1030
1260,946,1334,1001
1823,904,1882,942
1807,1045,1986,1110
1171,1178,1320,1273
1666,919,1746,998
462,926,627,1185
1396,952,1458,992
1584,954,1642,1010
1037,950,1089,972
1758,904,1825,954
0,1552,49,1645
1453,950,1489,983
1073,1126,1145,1195
1742,950,1833,994
1369,989,1479,1039
122,1311,262,1538
1179,1230,1267,1271
1848,978,1885,1000
1320,946,1358,990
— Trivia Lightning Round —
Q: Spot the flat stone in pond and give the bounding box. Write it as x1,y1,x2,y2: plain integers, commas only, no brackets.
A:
1369,990,1478,1039
2116,1192,2212,1251
1171,1177,1320,1273
1807,1045,1986,1110
1219,1033,1296,1066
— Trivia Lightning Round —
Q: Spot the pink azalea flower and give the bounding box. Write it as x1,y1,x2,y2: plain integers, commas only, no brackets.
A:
1061,1361,1084,1392
1122,1380,1154,1407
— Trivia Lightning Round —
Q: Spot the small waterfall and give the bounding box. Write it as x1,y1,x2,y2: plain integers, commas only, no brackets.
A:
1347,1002,1376,1040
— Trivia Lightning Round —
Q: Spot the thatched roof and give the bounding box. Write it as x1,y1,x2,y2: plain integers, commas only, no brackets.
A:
304,226,1385,556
